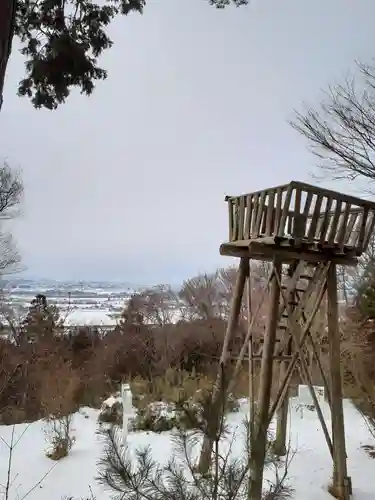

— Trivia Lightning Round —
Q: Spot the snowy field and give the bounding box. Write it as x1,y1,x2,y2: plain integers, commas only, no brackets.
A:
1,279,187,327
0,397,374,500
63,309,119,327
1,280,137,326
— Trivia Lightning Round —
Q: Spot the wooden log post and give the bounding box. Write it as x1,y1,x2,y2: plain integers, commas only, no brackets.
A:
273,263,295,456
247,265,257,461
247,265,254,402
327,262,351,500
198,257,248,474
249,258,282,500
273,337,291,456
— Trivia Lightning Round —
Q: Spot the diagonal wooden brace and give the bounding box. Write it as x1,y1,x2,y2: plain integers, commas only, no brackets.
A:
296,292,332,408
198,257,248,474
273,262,329,357
227,267,274,394
255,260,308,357
229,260,314,391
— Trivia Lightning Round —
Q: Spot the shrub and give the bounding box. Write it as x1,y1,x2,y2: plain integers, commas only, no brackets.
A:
97,418,251,499
131,368,214,408
97,413,295,500
96,369,240,434
133,401,180,432
40,360,79,460
130,369,240,433
45,414,75,461
98,394,123,425
357,277,375,320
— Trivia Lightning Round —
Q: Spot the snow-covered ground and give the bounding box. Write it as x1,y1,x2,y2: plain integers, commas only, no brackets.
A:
0,397,374,500
63,309,119,327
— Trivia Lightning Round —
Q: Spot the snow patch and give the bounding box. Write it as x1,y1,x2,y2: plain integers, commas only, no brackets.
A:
0,399,374,499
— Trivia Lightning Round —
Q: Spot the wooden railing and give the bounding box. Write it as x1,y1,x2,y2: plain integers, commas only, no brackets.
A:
225,181,375,255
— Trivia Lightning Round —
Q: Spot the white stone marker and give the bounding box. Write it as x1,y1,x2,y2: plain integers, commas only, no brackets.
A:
298,384,325,406
121,383,133,444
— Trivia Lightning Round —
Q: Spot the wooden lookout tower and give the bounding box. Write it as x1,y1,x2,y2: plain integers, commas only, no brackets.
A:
198,181,375,500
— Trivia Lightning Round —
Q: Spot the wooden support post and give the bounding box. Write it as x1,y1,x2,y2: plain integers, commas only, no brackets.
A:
249,258,282,500
198,257,248,474
247,264,257,485
274,264,294,456
327,262,351,500
247,265,255,414
273,338,290,456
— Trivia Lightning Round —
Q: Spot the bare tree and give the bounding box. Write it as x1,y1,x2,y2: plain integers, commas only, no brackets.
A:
336,266,352,306
292,60,375,187
216,263,270,321
0,162,23,275
123,285,180,327
216,266,238,318
179,272,222,320
179,269,242,321
335,232,375,307
0,162,23,217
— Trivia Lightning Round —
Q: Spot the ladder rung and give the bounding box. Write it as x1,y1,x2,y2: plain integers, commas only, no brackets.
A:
258,338,281,344
281,285,306,293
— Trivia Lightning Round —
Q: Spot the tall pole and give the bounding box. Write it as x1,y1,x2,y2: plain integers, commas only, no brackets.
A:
198,257,248,474
273,263,294,456
247,263,255,459
249,258,282,500
327,262,350,500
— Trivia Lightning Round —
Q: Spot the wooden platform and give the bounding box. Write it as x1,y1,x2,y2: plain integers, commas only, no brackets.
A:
220,236,359,265
223,180,375,265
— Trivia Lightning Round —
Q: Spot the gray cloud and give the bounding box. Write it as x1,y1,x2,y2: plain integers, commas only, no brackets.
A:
0,0,374,284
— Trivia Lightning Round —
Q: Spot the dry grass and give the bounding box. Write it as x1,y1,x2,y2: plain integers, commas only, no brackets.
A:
129,366,258,409
131,369,224,409
39,360,79,461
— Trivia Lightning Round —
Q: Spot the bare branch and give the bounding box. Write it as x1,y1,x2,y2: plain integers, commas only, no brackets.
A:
0,163,23,218
292,60,375,187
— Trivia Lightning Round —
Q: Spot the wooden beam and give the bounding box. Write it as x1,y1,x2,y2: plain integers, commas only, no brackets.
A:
227,268,274,394
249,258,282,500
219,242,358,266
327,263,351,500
273,263,295,457
198,257,248,474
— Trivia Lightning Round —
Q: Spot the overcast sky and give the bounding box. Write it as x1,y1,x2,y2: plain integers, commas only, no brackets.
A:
0,0,375,284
